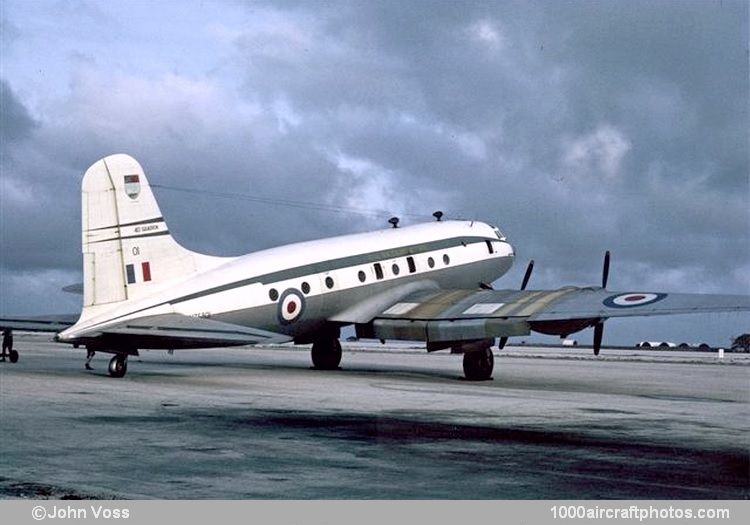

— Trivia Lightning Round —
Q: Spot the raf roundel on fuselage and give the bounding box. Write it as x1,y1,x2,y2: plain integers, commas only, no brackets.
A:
278,288,306,325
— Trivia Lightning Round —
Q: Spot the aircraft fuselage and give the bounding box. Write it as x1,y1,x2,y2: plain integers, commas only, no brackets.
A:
59,220,515,347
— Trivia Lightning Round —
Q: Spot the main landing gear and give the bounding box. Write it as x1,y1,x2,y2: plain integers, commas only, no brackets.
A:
108,354,128,378
462,343,495,381
311,334,342,370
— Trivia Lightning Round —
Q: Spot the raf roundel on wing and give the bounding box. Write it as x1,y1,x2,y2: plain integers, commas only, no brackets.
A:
603,293,668,308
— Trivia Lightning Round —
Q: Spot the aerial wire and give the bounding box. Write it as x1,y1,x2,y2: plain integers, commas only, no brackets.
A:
151,183,439,220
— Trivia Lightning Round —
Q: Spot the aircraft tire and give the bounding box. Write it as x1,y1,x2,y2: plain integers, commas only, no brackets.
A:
311,337,342,370
463,346,494,381
9,350,19,363
108,354,128,378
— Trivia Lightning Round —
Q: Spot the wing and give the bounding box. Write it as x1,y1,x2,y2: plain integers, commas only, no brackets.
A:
361,287,750,342
62,313,292,350
0,314,78,333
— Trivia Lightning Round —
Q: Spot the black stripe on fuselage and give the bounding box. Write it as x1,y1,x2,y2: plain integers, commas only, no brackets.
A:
85,216,165,232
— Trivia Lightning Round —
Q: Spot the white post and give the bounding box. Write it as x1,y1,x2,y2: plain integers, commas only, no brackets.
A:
718,348,725,359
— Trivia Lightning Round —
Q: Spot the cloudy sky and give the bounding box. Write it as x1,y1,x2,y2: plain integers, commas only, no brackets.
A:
1,0,747,346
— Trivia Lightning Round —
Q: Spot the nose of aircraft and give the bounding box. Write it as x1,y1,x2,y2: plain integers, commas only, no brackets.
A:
500,240,515,259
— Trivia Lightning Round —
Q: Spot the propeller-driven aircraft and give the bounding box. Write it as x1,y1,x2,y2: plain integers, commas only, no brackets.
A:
2,154,748,379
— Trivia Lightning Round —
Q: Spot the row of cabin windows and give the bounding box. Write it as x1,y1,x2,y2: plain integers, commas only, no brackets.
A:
372,253,448,282
269,280,312,301
268,251,457,301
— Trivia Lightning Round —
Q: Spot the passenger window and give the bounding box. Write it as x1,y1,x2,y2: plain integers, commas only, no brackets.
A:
407,256,416,273
392,263,400,275
374,263,384,280
485,240,494,254
427,257,435,268
443,254,450,265
325,276,334,289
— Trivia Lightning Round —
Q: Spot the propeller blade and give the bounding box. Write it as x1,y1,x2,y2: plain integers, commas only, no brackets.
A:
602,250,611,289
593,321,604,356
499,260,534,350
521,260,535,291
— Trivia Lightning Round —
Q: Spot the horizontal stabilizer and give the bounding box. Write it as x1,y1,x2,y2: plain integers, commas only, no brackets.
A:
0,315,78,333
73,313,292,349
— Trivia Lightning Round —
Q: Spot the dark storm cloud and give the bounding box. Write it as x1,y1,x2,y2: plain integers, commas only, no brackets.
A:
0,79,37,144
0,81,74,274
227,0,747,293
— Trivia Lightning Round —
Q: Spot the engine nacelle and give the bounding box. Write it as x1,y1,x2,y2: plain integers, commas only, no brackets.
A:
529,319,598,338
427,338,494,354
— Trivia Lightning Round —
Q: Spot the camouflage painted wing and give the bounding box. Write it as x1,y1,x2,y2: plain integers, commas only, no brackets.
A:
363,287,750,342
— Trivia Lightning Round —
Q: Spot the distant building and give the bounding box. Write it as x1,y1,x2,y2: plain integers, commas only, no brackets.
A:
731,334,750,353
636,341,677,349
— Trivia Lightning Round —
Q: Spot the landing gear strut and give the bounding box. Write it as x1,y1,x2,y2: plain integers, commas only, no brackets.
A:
463,345,494,381
1,328,16,363
311,336,342,370
108,354,128,378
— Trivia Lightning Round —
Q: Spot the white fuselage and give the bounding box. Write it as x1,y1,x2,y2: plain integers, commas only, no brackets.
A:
59,220,514,344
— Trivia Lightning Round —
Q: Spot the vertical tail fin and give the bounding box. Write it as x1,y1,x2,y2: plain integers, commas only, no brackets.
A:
80,154,227,318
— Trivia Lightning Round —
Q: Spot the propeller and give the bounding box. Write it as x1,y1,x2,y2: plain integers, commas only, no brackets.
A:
602,250,610,289
593,321,604,356
499,259,536,350
521,259,535,291
593,251,611,356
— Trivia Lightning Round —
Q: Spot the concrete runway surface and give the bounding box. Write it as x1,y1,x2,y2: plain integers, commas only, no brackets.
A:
0,334,748,499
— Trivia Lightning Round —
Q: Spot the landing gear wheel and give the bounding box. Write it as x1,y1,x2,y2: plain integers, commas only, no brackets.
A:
463,347,494,381
9,350,19,363
311,338,342,370
108,354,128,378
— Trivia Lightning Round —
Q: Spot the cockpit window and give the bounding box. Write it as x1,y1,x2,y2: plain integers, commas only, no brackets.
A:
492,226,506,240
